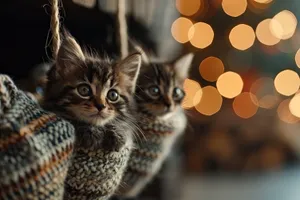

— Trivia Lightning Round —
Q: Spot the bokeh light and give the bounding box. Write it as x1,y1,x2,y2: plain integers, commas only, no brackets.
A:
195,86,223,116
176,0,201,16
256,19,280,46
274,70,300,96
229,24,256,51
259,95,279,109
295,48,300,68
253,0,273,3
217,71,244,99
233,92,258,119
222,0,247,17
248,0,272,13
188,22,214,49
199,56,225,82
182,79,202,109
270,10,297,40
277,99,299,124
250,77,279,109
171,17,194,43
289,94,300,118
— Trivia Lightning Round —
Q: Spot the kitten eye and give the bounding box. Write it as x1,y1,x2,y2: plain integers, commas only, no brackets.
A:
107,89,119,102
173,87,184,101
77,84,92,97
148,86,160,98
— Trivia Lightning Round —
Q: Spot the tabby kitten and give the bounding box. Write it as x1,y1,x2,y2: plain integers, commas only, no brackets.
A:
43,33,142,200
116,53,194,197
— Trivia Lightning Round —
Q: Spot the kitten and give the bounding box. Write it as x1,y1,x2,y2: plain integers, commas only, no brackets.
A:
43,33,142,200
116,53,194,197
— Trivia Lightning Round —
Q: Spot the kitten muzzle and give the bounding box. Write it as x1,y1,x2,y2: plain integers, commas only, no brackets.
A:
94,102,106,111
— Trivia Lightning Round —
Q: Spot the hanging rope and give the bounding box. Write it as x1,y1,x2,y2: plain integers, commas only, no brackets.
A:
117,0,128,59
51,0,61,59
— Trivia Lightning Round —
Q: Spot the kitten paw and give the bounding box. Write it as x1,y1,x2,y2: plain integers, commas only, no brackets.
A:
102,131,126,152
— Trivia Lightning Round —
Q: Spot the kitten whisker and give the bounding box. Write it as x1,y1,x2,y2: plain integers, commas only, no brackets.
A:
128,120,146,143
123,113,146,140
115,117,144,145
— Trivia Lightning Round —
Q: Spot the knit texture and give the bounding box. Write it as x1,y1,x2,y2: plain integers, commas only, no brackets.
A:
0,75,75,200
63,121,133,200
117,111,187,197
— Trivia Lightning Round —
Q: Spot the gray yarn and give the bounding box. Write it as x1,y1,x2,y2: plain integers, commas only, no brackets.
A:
63,120,134,200
0,74,75,200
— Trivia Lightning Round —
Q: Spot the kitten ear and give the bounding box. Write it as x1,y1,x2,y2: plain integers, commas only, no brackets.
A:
56,31,85,71
117,53,142,93
129,39,150,64
173,53,194,80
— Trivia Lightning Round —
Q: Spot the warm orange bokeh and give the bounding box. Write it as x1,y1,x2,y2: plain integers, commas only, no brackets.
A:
189,22,214,49
289,94,300,118
253,0,273,3
222,0,247,17
295,49,300,68
217,71,244,99
199,57,224,82
256,19,280,46
233,92,258,119
182,79,202,109
171,17,194,43
271,10,297,40
229,24,256,50
195,86,223,116
176,0,201,16
277,99,299,124
274,70,300,96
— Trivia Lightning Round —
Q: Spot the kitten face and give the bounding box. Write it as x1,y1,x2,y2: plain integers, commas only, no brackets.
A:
45,34,141,126
135,54,193,118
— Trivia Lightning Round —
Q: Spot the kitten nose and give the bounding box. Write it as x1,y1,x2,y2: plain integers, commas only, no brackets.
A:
164,102,172,111
95,103,106,111
164,97,172,110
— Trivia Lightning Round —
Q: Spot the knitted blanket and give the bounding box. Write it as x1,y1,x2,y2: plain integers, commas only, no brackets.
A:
63,121,133,200
117,111,187,197
0,75,75,200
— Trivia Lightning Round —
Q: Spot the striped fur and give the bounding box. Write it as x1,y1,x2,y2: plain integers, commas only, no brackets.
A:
43,34,141,200
116,53,194,197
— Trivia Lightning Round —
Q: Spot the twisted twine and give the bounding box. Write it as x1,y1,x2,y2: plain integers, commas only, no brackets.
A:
118,0,128,59
51,0,61,59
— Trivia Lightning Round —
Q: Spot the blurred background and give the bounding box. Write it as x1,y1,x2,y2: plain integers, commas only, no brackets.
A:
1,0,300,199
